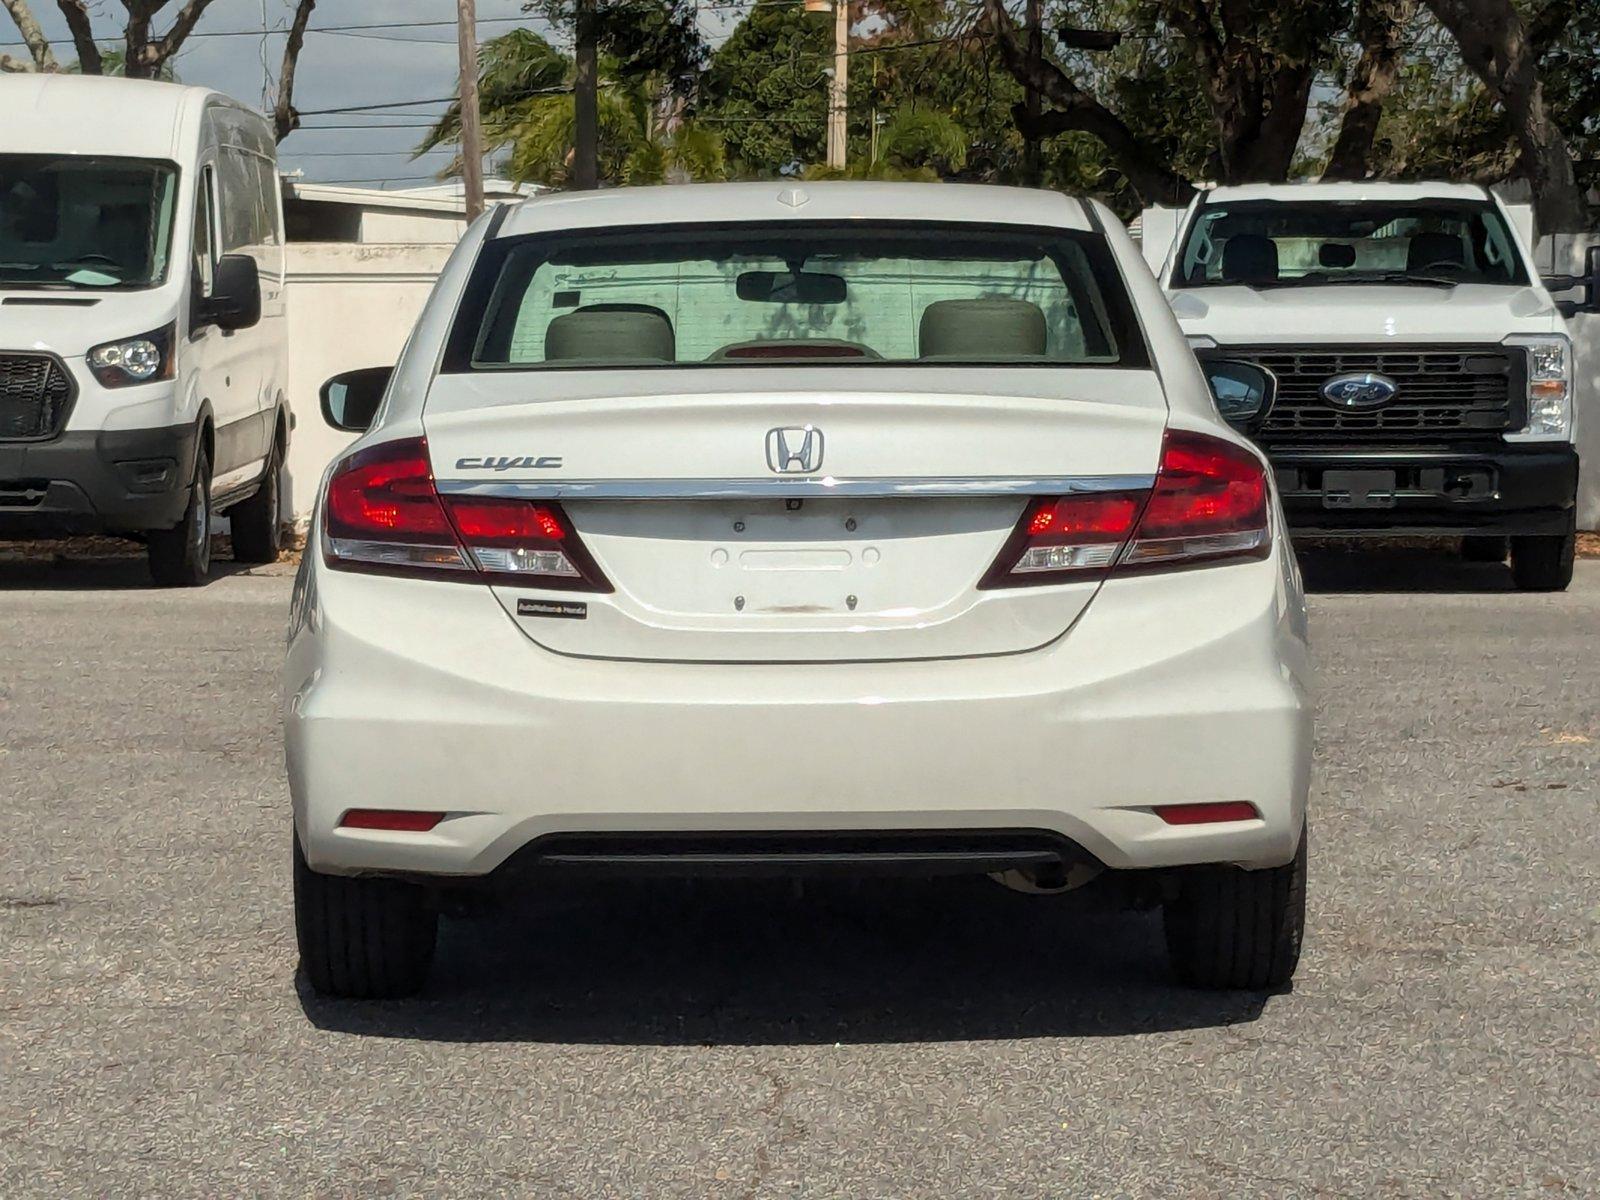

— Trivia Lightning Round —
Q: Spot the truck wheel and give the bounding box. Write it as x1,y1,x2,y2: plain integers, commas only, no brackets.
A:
1510,513,1575,592
294,836,437,999
1163,826,1306,990
1460,535,1507,564
229,442,282,564
147,444,213,587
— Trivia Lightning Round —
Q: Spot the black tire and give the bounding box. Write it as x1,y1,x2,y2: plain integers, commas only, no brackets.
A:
147,443,213,587
1510,513,1575,592
294,836,437,999
1460,535,1507,564
229,440,283,564
1163,826,1306,990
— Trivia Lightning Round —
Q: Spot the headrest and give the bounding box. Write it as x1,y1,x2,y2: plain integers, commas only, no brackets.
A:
1407,232,1465,272
918,298,1047,359
1319,242,1356,269
1221,234,1279,283
545,304,675,363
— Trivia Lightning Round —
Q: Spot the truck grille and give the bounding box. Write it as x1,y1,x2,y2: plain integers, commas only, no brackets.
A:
1227,345,1521,444
0,352,75,441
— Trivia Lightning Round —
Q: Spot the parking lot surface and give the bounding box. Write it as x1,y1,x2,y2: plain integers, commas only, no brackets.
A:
2,550,1597,1197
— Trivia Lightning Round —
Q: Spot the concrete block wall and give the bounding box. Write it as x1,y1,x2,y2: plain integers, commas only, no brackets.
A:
282,242,453,520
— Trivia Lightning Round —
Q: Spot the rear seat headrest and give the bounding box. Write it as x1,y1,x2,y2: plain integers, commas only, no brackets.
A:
1221,234,1279,283
545,303,675,363
919,298,1047,359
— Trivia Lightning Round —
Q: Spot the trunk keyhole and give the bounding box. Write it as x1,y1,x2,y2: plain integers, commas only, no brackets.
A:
734,595,745,611
845,517,857,531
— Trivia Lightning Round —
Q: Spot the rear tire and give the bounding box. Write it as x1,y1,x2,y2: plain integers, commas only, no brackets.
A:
147,444,212,587
294,837,437,999
1460,535,1507,564
1163,826,1306,990
229,440,283,564
1510,514,1575,592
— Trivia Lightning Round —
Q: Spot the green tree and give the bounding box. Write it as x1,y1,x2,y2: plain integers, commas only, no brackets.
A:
418,28,726,187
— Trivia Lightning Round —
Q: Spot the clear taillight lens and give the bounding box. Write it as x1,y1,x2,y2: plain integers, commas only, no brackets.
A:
322,437,609,590
982,429,1271,587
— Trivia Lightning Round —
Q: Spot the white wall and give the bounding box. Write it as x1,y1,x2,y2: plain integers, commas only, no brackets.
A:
283,242,452,520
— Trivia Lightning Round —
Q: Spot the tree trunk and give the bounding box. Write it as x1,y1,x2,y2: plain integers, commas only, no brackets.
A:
2,0,57,70
1423,0,1588,232
1325,0,1415,180
572,0,599,189
55,0,100,74
980,0,1193,204
272,0,316,141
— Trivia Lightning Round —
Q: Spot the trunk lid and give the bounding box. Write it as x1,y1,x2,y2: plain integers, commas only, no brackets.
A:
423,368,1167,662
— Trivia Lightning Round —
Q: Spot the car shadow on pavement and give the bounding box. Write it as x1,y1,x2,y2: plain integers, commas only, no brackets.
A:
298,876,1277,1045
1296,545,1517,594
0,547,262,590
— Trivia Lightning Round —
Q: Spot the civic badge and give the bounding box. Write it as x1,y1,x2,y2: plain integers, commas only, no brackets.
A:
1321,372,1399,410
765,426,823,474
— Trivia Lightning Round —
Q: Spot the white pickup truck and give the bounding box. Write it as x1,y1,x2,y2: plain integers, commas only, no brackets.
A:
1149,181,1599,590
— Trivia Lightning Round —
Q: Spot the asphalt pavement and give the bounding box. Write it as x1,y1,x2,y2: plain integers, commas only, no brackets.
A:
1,548,1596,1197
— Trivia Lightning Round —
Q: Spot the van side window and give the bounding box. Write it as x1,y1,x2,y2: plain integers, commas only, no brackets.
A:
193,165,217,296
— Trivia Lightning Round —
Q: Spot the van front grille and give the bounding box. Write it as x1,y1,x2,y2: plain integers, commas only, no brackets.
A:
1223,345,1522,444
0,352,75,440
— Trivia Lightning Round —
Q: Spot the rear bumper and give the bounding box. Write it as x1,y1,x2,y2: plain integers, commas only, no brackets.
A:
0,425,197,535
1269,443,1577,536
285,539,1313,879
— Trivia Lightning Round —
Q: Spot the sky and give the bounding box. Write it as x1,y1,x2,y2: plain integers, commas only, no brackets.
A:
0,0,738,189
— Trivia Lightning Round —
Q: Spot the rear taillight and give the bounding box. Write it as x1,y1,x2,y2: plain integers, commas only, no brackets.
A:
981,429,1270,588
322,437,609,590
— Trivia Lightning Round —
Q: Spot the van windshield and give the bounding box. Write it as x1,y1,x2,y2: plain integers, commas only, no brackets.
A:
0,155,179,289
449,222,1148,370
1172,199,1529,289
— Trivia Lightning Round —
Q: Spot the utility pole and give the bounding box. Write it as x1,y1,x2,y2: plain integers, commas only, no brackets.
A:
827,0,847,170
573,0,599,189
456,0,485,220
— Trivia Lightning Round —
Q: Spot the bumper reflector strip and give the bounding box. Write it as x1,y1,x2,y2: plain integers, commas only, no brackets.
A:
1153,802,1260,825
339,809,446,832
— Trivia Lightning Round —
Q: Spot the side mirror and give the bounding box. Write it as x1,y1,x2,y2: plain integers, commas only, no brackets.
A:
200,254,262,331
320,366,393,433
1202,358,1277,431
1549,244,1600,318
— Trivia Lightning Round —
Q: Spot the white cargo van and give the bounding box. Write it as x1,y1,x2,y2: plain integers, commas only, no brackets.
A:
1151,182,1599,590
0,75,288,584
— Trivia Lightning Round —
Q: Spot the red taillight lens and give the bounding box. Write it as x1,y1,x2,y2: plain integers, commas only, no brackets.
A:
1120,430,1270,569
981,429,1271,588
979,490,1144,587
322,438,609,590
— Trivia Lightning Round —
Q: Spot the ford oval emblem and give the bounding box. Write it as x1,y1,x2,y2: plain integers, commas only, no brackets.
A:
1320,372,1399,410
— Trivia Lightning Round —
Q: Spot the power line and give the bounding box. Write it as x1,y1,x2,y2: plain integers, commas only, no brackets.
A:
1,14,544,49
297,96,456,115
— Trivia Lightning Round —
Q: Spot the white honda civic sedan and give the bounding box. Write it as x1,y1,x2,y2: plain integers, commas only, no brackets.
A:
285,182,1312,998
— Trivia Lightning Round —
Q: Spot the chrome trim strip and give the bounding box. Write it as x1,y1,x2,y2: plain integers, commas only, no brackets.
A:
435,475,1156,500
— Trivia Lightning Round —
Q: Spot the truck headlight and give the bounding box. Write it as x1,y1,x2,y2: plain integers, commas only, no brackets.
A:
88,324,175,387
1503,334,1573,442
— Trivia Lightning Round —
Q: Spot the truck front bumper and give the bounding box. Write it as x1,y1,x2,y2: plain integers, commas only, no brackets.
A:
0,425,197,537
1269,443,1578,536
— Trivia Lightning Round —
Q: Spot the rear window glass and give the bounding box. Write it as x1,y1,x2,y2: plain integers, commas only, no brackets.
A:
447,222,1148,370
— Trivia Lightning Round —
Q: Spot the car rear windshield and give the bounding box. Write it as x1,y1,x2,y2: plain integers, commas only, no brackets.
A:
446,221,1148,370
1171,199,1529,289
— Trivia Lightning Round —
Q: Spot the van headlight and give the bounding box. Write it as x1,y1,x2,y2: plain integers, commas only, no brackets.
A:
88,324,175,387
1503,334,1573,441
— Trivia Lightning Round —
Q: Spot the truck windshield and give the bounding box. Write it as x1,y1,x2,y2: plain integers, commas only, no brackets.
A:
449,221,1148,370
0,155,179,289
1172,199,1529,289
